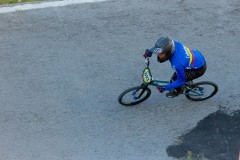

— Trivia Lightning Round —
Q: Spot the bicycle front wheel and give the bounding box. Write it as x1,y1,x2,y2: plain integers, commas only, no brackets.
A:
118,85,151,106
185,81,218,101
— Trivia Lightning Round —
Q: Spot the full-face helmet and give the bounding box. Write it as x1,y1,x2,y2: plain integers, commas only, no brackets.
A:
150,36,174,63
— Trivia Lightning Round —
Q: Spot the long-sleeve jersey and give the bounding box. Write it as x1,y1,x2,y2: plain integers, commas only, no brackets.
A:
165,41,205,90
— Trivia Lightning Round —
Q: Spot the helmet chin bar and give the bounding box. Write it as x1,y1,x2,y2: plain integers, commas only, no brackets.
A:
157,53,169,63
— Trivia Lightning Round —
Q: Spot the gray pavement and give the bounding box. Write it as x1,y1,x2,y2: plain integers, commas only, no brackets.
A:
0,0,240,159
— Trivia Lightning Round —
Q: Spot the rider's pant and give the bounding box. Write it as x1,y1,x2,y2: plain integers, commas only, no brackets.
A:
170,62,207,92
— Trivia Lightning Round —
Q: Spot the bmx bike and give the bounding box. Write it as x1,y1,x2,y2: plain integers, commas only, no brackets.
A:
118,57,218,106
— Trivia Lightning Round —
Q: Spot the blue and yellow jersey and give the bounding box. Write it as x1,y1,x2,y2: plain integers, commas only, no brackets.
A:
165,41,205,90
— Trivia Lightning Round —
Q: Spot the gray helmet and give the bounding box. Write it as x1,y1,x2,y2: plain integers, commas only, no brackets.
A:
150,36,174,63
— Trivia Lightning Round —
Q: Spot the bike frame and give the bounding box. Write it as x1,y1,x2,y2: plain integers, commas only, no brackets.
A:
142,57,203,96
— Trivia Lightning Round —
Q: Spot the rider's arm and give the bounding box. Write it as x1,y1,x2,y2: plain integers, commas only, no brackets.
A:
165,65,185,90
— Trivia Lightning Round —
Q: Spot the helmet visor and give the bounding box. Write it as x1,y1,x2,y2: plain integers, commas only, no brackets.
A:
150,47,163,55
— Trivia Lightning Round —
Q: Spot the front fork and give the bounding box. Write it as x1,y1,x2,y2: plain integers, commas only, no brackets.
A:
132,84,149,100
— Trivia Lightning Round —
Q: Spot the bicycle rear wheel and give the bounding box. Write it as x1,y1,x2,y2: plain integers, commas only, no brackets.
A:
185,81,218,101
118,85,151,106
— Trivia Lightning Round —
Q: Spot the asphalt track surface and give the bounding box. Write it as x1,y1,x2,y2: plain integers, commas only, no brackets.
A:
0,0,240,160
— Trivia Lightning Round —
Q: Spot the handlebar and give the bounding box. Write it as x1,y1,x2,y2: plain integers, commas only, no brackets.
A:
145,57,150,67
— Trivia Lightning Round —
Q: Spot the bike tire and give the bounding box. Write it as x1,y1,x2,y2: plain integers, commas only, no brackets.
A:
185,81,218,101
118,85,151,106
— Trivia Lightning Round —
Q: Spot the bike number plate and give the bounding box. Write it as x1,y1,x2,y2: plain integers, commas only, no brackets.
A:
143,68,152,83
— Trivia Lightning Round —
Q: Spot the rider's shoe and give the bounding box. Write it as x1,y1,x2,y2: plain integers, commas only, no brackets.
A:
166,91,179,98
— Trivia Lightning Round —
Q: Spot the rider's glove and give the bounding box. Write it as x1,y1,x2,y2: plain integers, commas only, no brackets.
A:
143,49,153,58
157,85,165,93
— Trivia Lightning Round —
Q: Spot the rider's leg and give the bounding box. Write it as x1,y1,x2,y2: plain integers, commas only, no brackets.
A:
166,62,207,98
166,72,181,98
170,72,177,82
185,62,207,81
